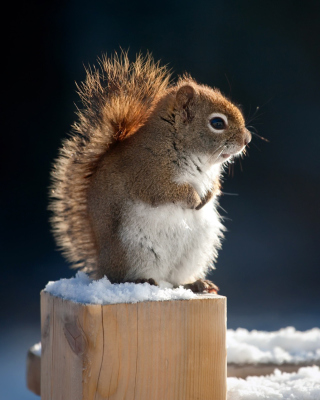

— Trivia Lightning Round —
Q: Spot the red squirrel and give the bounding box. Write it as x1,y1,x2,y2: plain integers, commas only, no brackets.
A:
50,52,251,293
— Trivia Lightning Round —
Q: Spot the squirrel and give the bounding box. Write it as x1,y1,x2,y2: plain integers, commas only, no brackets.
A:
49,52,251,293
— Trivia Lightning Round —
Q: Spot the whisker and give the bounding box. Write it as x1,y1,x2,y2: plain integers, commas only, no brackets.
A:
217,203,228,214
248,104,252,121
251,110,266,121
228,161,234,178
246,106,260,125
238,157,243,172
208,145,226,164
250,141,261,151
246,125,259,133
246,96,274,127
251,132,270,142
258,96,274,108
224,73,232,96
247,121,264,126
221,191,239,196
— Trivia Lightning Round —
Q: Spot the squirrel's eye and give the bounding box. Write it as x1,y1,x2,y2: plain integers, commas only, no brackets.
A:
208,113,228,133
210,117,226,130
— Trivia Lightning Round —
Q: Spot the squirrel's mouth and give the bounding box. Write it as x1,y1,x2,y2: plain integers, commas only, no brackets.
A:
221,144,246,160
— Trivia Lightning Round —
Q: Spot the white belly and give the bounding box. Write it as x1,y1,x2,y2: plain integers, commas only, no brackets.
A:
119,199,224,286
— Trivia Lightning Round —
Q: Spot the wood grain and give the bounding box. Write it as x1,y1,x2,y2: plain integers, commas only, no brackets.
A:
41,291,227,400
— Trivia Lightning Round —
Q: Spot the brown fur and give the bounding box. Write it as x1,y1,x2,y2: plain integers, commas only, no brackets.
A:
50,52,250,281
49,52,170,271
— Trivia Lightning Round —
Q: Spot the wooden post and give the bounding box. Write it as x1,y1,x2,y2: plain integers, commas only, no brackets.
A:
41,291,227,400
26,344,41,396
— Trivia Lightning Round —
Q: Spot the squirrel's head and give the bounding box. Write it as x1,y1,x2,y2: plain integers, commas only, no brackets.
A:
172,81,251,164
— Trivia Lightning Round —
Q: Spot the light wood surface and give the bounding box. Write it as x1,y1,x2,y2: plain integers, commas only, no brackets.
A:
40,291,227,400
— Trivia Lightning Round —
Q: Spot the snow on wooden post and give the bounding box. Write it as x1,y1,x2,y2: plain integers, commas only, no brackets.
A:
41,290,226,400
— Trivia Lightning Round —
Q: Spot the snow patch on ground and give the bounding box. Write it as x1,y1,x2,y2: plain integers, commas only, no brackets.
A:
227,366,320,400
227,327,320,364
44,272,199,304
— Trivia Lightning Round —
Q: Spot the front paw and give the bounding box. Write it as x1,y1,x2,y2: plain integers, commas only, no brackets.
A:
195,190,214,210
184,279,219,294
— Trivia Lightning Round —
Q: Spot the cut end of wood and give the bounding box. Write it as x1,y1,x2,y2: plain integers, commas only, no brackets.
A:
26,347,41,396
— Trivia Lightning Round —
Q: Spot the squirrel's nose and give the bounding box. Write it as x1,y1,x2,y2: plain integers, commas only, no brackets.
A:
244,129,252,146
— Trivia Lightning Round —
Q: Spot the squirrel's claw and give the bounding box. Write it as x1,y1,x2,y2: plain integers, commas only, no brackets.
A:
184,279,219,294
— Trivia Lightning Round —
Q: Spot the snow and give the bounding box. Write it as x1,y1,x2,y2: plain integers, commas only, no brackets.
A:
30,342,41,356
227,366,320,400
44,272,199,304
227,327,320,364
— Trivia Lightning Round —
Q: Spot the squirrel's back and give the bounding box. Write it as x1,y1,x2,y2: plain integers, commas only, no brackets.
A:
49,52,170,271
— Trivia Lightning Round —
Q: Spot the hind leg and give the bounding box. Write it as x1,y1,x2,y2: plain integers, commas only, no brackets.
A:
184,279,219,294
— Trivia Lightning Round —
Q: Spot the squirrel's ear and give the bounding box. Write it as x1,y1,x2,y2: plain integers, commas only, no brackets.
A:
175,85,195,123
176,85,194,108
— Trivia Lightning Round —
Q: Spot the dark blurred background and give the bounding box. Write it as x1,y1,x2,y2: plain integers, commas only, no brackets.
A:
1,0,320,397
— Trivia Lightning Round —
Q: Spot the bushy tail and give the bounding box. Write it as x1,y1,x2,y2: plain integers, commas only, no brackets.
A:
49,52,171,271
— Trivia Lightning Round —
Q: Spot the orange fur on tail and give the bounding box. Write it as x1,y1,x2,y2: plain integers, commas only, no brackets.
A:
49,52,171,271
